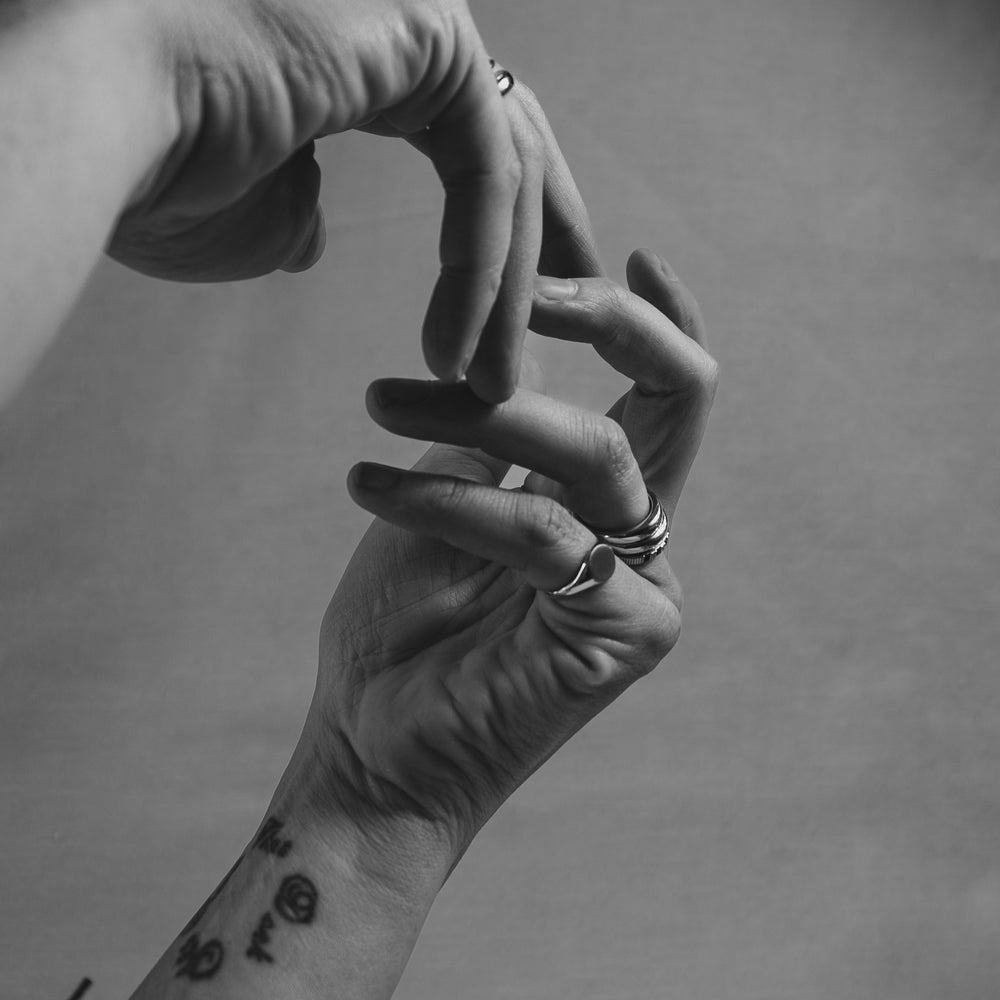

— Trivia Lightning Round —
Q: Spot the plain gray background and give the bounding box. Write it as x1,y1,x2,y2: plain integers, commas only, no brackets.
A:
2,0,999,996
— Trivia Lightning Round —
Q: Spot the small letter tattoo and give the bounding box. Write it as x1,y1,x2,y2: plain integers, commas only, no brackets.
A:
246,912,276,964
254,817,293,858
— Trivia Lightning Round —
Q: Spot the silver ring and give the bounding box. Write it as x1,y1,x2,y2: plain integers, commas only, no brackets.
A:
489,58,515,97
580,491,669,567
545,542,617,599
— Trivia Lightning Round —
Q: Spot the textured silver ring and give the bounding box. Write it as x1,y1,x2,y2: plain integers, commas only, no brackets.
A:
581,491,669,567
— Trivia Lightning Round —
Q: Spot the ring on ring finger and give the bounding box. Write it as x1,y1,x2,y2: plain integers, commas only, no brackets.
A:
575,490,669,567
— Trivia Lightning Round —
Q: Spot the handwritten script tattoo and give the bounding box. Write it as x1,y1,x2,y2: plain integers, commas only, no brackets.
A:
246,912,277,964
244,874,319,965
181,855,244,936
254,817,293,858
175,934,224,981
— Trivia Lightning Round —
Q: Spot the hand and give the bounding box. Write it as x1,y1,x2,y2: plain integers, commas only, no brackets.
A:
108,1,600,401
306,250,718,868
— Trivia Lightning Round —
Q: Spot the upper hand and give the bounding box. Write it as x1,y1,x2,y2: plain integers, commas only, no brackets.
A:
108,0,600,401
308,251,718,866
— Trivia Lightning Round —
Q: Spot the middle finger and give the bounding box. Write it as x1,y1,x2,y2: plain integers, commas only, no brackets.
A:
529,254,718,515
366,380,650,532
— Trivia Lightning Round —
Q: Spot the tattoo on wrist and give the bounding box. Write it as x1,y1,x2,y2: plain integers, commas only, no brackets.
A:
173,818,319,976
274,874,318,924
246,912,277,964
66,978,93,1000
245,874,319,964
175,934,225,981
254,817,294,858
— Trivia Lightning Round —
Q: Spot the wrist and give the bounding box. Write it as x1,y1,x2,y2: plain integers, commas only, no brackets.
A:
273,718,459,907
133,738,451,998
93,0,182,209
29,0,183,212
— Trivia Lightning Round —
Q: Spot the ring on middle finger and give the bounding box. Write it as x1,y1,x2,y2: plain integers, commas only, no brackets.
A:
576,490,669,567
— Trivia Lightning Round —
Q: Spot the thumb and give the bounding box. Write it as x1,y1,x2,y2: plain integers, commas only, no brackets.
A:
109,142,324,282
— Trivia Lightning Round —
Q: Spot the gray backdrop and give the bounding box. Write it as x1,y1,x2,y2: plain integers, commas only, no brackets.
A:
2,0,999,997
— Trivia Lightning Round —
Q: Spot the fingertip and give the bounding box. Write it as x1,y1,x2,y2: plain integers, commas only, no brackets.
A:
626,248,674,285
518,349,546,393
421,280,482,383
281,206,326,273
464,328,522,403
464,366,518,404
628,251,707,346
349,461,401,493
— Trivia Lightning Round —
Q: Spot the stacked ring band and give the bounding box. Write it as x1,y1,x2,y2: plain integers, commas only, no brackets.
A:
584,491,669,567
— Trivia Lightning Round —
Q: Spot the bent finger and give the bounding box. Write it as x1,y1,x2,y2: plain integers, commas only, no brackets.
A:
421,59,521,387
366,380,650,531
529,268,717,406
529,258,717,513
463,89,543,403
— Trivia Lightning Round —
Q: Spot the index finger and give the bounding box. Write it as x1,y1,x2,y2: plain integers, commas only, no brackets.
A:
421,58,522,386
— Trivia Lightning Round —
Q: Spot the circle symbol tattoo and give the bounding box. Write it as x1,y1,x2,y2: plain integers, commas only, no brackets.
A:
274,873,318,925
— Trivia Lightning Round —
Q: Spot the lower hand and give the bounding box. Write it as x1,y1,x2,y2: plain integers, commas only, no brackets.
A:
306,250,718,872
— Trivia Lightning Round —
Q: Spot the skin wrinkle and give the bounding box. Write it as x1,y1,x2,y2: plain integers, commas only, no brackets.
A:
437,676,518,795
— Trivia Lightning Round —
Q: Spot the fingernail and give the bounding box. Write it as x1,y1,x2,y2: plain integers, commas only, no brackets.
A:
656,255,679,282
372,380,434,407
533,276,579,301
353,463,399,490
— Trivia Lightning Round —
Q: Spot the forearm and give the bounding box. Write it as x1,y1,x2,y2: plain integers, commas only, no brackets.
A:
130,732,452,999
0,0,176,406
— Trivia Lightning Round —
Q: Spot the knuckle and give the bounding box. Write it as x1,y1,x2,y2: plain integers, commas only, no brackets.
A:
644,346,719,405
690,350,720,402
499,152,523,195
440,260,505,296
590,415,636,487
518,496,576,553
516,132,545,177
647,596,683,665
436,476,471,512
581,284,633,347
